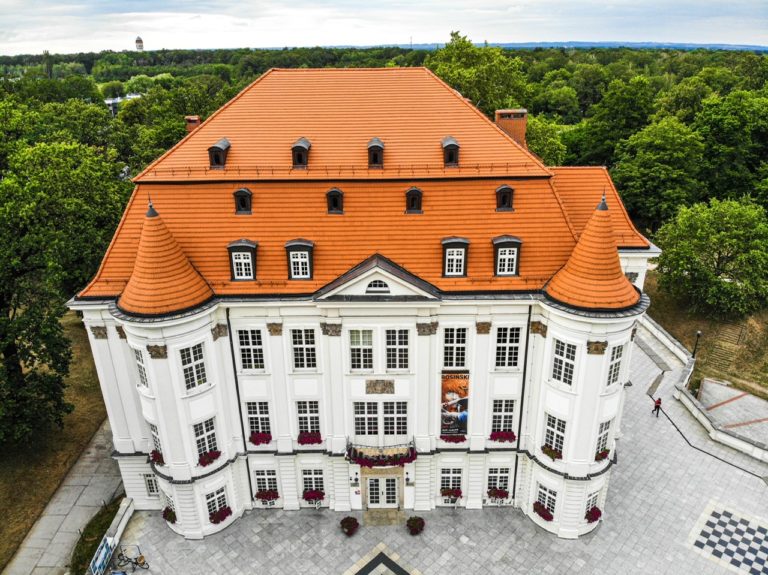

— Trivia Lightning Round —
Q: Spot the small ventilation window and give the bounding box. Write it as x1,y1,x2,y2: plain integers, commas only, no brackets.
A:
405,187,423,214
208,138,230,170
366,280,390,294
292,137,311,169
234,188,252,214
442,136,460,167
326,188,343,214
496,185,514,211
368,137,384,169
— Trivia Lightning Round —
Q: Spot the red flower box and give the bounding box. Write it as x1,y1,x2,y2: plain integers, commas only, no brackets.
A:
209,506,232,524
254,489,279,502
340,516,359,536
150,450,164,465
302,489,325,503
489,431,517,443
250,432,272,446
594,449,610,462
297,432,322,445
406,516,425,535
440,434,466,444
585,506,602,523
162,506,176,524
541,445,562,461
487,487,509,499
441,487,462,498
533,501,553,522
197,450,221,467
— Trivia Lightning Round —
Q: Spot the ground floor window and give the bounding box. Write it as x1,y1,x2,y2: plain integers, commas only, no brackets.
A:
487,467,510,491
302,469,324,492
585,491,600,515
440,468,462,491
205,487,228,517
164,492,175,513
537,484,557,514
143,473,159,497
254,469,278,492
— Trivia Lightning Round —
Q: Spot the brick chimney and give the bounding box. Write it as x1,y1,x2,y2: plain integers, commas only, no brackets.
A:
495,109,527,149
185,115,201,133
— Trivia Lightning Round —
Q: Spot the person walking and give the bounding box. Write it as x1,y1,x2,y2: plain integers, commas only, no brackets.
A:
652,397,662,417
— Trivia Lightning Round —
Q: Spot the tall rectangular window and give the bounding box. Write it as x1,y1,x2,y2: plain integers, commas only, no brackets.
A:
254,469,278,492
496,247,518,275
349,329,373,371
585,491,599,515
537,484,557,514
144,473,159,497
551,339,576,386
194,418,217,456
383,401,407,435
149,423,162,453
596,420,611,453
180,343,207,390
291,329,317,369
445,248,465,276
238,329,264,370
134,348,149,388
205,487,227,516
232,251,254,280
487,467,510,491
247,402,271,434
354,402,378,435
440,468,462,491
290,251,310,279
296,401,320,433
495,327,520,368
544,414,566,453
607,345,624,386
491,400,515,432
302,469,324,492
164,492,175,513
385,329,409,370
443,327,467,368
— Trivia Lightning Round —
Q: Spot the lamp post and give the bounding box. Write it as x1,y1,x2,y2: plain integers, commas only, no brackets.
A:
692,330,702,358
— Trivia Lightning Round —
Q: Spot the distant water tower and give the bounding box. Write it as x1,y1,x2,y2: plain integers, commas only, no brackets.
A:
135,36,144,51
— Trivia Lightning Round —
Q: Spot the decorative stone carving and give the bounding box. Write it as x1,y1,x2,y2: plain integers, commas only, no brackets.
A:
211,323,228,341
631,326,638,341
320,322,342,337
90,326,108,339
625,271,639,283
416,321,438,336
115,326,127,339
266,323,283,336
587,341,608,355
530,321,547,337
475,321,492,334
146,344,168,359
366,380,395,394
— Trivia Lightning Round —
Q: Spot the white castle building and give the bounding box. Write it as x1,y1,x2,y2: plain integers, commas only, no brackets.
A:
69,68,658,539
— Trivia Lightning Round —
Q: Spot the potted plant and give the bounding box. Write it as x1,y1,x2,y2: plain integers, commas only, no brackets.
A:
533,501,553,522
440,434,466,444
197,450,222,467
594,449,610,462
162,506,176,524
541,445,562,461
250,432,272,446
340,516,359,536
406,516,425,535
585,506,602,523
302,489,325,504
209,506,232,524
487,487,509,500
254,489,279,503
150,450,164,465
297,432,323,445
489,431,517,443
441,487,462,502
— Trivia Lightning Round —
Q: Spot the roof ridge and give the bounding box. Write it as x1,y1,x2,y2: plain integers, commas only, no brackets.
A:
548,176,579,242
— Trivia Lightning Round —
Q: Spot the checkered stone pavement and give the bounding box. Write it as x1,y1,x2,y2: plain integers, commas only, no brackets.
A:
693,507,768,574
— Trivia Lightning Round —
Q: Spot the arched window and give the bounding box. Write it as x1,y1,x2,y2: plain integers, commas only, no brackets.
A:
441,136,460,167
366,280,390,294
326,188,343,214
368,137,384,168
208,138,230,169
492,236,522,276
405,187,423,214
292,137,311,169
234,188,252,214
496,185,514,211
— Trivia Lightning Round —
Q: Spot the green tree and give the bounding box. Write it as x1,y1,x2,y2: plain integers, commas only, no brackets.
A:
531,85,580,123
654,76,712,124
612,117,705,230
656,198,768,316
526,115,567,165
569,63,608,113
101,80,124,98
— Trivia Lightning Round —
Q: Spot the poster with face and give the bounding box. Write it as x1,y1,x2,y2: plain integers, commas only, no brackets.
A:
441,373,469,435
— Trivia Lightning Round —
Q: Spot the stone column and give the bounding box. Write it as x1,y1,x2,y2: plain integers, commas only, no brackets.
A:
267,322,293,454
277,455,300,510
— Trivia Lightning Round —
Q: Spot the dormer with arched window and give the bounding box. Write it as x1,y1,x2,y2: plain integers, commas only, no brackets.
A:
405,187,423,214
292,137,311,169
368,137,384,168
492,235,522,276
326,188,343,214
208,138,230,169
233,188,252,214
441,136,459,167
496,185,514,211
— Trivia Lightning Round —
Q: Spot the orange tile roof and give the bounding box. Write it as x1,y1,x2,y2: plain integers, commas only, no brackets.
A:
117,203,213,315
545,198,641,310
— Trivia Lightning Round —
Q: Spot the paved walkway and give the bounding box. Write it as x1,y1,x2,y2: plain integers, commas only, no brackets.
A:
4,420,122,575
698,379,768,447
117,344,768,574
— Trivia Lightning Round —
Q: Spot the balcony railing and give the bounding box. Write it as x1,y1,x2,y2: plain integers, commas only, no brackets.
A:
346,438,417,468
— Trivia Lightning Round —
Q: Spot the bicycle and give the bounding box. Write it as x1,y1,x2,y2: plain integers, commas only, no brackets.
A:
113,545,150,572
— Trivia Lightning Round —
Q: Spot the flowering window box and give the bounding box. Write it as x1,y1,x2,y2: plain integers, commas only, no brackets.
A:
209,506,232,524
250,432,272,446
162,506,176,524
541,445,562,461
441,487,462,503
585,506,602,523
197,450,221,467
302,489,325,504
150,450,164,465
297,432,323,445
594,449,610,462
254,489,279,503
533,501,553,522
489,431,517,443
440,434,466,444
487,487,509,500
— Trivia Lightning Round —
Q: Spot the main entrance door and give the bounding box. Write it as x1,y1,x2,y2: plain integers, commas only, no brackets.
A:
367,477,398,508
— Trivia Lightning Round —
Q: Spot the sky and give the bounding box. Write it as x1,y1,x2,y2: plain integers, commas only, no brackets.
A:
0,0,766,56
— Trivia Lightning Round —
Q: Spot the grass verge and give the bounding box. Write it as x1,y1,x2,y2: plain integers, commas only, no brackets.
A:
70,496,124,575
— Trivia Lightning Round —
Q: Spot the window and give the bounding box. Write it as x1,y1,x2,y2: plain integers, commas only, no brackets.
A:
233,188,252,214
205,487,228,517
193,418,217,456
405,187,422,213
354,402,378,435
442,136,460,166
385,329,409,370
180,343,207,391
607,345,624,386
291,329,317,369
366,280,389,294
290,251,310,279
134,348,149,388
149,423,162,453
302,469,324,492
585,491,599,515
231,251,254,280
254,469,278,492
544,414,566,453
164,492,175,513
445,249,465,276
368,138,384,168
238,329,264,370
495,327,520,368
551,339,577,386
208,138,230,169
487,467,510,491
285,239,314,279
383,402,408,435
443,327,467,368
144,473,159,497
496,248,518,275
247,402,271,434
296,401,320,433
350,329,373,371
496,185,514,211
491,400,515,432
326,189,343,214
440,468,462,491
596,420,611,453
537,484,557,514
292,137,311,168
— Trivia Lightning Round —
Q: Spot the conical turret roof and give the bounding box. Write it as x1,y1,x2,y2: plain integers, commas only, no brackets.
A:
118,202,213,316
545,197,640,310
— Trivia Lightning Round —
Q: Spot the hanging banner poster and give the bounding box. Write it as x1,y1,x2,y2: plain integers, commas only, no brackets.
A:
441,373,469,435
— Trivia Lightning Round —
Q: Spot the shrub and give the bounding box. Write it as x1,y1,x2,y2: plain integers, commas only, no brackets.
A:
406,516,425,535
150,450,164,465
302,489,325,503
541,445,562,461
209,506,232,524
297,432,322,445
585,506,602,523
489,431,516,443
249,432,272,445
254,489,279,502
595,449,610,462
197,450,221,467
162,506,176,524
340,516,359,536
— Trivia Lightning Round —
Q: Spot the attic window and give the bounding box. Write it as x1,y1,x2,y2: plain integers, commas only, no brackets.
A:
326,188,343,214
496,185,514,211
368,137,384,169
292,137,311,169
442,237,469,277
234,188,252,214
285,239,314,280
492,235,522,276
442,136,459,167
227,239,258,281
208,138,230,170
366,280,390,294
405,188,423,214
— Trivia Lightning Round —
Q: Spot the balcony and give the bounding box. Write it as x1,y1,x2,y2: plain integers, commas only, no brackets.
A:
346,438,417,468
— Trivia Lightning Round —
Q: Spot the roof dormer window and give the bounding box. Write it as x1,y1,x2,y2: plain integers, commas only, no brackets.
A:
493,235,522,276
442,237,469,277
292,137,311,169
227,239,258,281
326,188,343,214
368,137,384,169
366,280,390,294
285,239,314,280
234,188,252,214
442,136,459,167
496,185,514,211
208,138,230,170
405,187,423,214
